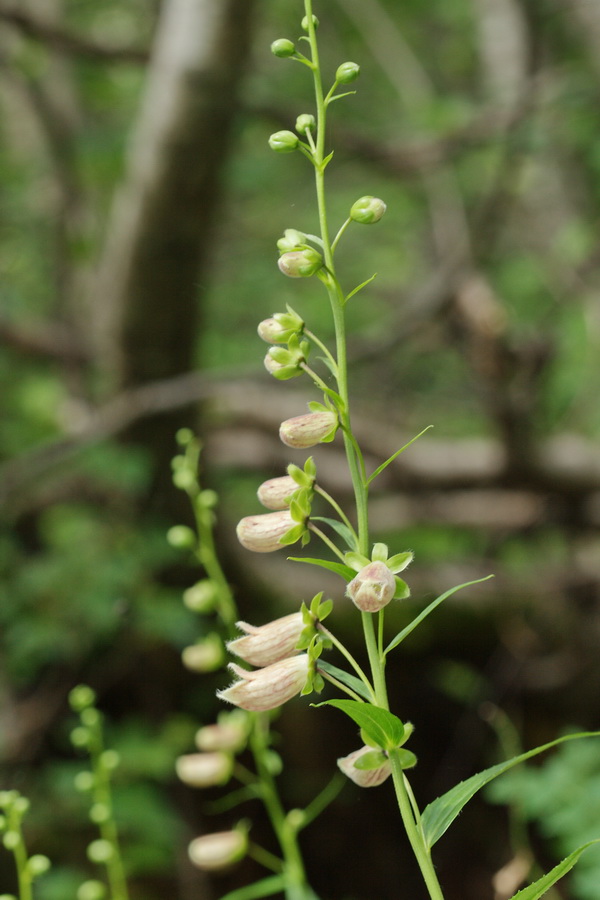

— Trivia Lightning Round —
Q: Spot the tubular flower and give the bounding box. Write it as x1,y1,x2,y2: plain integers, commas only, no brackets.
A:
188,829,247,871
257,475,297,510
217,655,309,712
279,411,338,449
227,613,304,668
346,560,396,612
236,509,295,553
176,752,233,788
195,712,249,753
337,745,392,788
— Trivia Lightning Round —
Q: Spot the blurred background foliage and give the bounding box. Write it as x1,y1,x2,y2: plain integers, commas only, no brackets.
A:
1,0,600,898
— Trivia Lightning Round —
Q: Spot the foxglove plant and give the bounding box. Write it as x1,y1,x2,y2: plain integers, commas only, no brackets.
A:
207,3,600,899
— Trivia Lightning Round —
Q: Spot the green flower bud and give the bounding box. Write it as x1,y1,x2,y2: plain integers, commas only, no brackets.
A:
74,771,95,792
350,195,387,224
77,881,107,900
166,525,196,549
183,579,219,613
295,114,315,134
278,248,323,278
69,684,96,712
336,61,360,84
181,634,225,673
271,38,296,58
276,228,308,253
301,14,319,30
87,839,114,864
268,130,299,153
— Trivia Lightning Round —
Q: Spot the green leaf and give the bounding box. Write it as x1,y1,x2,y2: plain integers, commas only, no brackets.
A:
311,517,357,551
384,575,494,655
421,731,600,850
344,273,377,303
317,660,373,701
313,699,404,750
366,426,433,486
288,556,356,581
219,874,287,900
509,840,600,899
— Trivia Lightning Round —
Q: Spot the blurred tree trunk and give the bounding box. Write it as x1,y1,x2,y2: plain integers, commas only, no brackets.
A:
91,0,256,512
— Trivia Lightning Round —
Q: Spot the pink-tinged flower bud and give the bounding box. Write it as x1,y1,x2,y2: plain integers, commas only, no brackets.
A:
278,248,323,278
176,752,233,788
279,411,338,449
188,829,247,871
236,509,295,552
257,475,297,510
337,745,392,788
181,634,225,672
336,61,360,84
346,561,396,612
217,655,309,712
227,613,304,667
258,318,289,343
195,712,248,753
268,130,299,153
350,196,387,224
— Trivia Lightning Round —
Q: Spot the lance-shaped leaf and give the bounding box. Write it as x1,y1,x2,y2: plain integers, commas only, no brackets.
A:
311,516,358,552
219,874,287,900
314,699,404,750
288,556,356,581
385,575,494,655
317,660,373,702
509,840,600,900
421,731,600,850
366,426,433,486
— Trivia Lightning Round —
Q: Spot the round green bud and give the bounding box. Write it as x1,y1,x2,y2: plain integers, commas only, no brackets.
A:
77,881,107,900
100,750,120,771
295,114,315,135
0,894,18,900
89,803,110,824
27,855,51,878
80,707,100,728
69,684,96,712
268,130,299,153
3,831,20,851
198,489,218,509
87,839,114,864
278,248,323,278
70,726,91,748
172,468,195,491
74,771,95,792
350,196,387,224
183,579,219,613
166,525,196,549
301,14,319,30
13,797,29,815
270,38,296,58
336,61,360,84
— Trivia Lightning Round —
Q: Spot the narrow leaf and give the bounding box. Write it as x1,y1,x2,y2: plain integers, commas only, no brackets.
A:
311,517,358,552
219,874,287,900
317,660,373,701
313,699,404,750
385,575,494,655
509,840,600,900
422,731,600,850
288,556,356,581
344,273,377,303
366,426,433,486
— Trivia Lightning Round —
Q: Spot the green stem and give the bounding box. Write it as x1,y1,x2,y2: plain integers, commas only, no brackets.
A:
308,523,347,562
318,623,376,700
314,485,358,543
389,754,445,900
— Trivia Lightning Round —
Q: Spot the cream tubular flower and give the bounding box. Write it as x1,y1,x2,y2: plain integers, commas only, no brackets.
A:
257,475,297,510
176,752,233,788
227,612,304,668
217,655,309,712
188,828,247,871
337,745,392,788
195,712,249,753
236,509,295,552
279,411,338,449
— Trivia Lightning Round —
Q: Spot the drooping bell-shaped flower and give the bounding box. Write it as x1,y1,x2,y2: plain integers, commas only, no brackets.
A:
346,561,396,612
337,745,392,788
227,613,304,668
176,752,233,788
188,828,247,871
257,475,297,510
236,509,295,553
217,655,309,712
279,411,338,449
